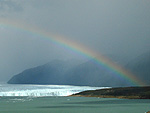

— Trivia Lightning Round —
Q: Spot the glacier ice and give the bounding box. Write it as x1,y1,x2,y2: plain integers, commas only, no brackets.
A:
0,83,108,96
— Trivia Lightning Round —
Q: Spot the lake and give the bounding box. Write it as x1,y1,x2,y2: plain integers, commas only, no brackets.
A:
0,96,150,113
0,83,149,113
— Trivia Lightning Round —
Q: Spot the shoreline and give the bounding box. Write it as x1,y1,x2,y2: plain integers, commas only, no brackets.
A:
70,86,150,99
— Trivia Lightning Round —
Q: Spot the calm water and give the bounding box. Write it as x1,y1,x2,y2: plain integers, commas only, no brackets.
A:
0,96,149,113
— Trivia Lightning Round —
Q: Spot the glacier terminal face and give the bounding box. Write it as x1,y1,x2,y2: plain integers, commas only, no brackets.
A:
0,83,109,96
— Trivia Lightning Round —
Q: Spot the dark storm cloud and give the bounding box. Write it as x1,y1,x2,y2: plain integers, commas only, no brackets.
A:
0,0,150,81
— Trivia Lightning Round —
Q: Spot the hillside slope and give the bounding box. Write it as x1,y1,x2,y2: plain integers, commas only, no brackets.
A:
8,59,133,87
8,52,150,86
71,86,150,99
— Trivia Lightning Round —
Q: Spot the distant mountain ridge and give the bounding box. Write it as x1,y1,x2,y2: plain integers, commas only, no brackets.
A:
8,52,150,87
8,60,80,85
7,59,132,87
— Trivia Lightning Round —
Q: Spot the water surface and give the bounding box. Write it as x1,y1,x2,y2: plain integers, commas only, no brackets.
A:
0,96,149,113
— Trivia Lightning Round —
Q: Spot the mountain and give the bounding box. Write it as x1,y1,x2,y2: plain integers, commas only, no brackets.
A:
126,52,150,85
8,60,79,85
62,59,131,87
8,52,150,86
8,58,133,87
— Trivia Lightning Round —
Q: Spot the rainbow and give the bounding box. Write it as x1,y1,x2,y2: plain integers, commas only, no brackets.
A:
0,19,146,86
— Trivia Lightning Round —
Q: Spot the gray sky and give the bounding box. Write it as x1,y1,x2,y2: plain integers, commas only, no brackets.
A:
0,0,150,81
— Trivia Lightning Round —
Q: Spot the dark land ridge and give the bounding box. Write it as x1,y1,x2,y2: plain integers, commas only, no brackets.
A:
7,51,150,87
71,86,150,99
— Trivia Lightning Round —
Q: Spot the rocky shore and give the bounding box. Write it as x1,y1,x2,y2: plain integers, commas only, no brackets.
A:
71,86,150,99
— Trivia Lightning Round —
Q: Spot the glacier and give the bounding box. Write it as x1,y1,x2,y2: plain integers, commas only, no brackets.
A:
0,83,108,96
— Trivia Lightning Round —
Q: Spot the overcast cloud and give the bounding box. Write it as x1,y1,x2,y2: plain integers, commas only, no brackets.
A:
0,0,150,81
